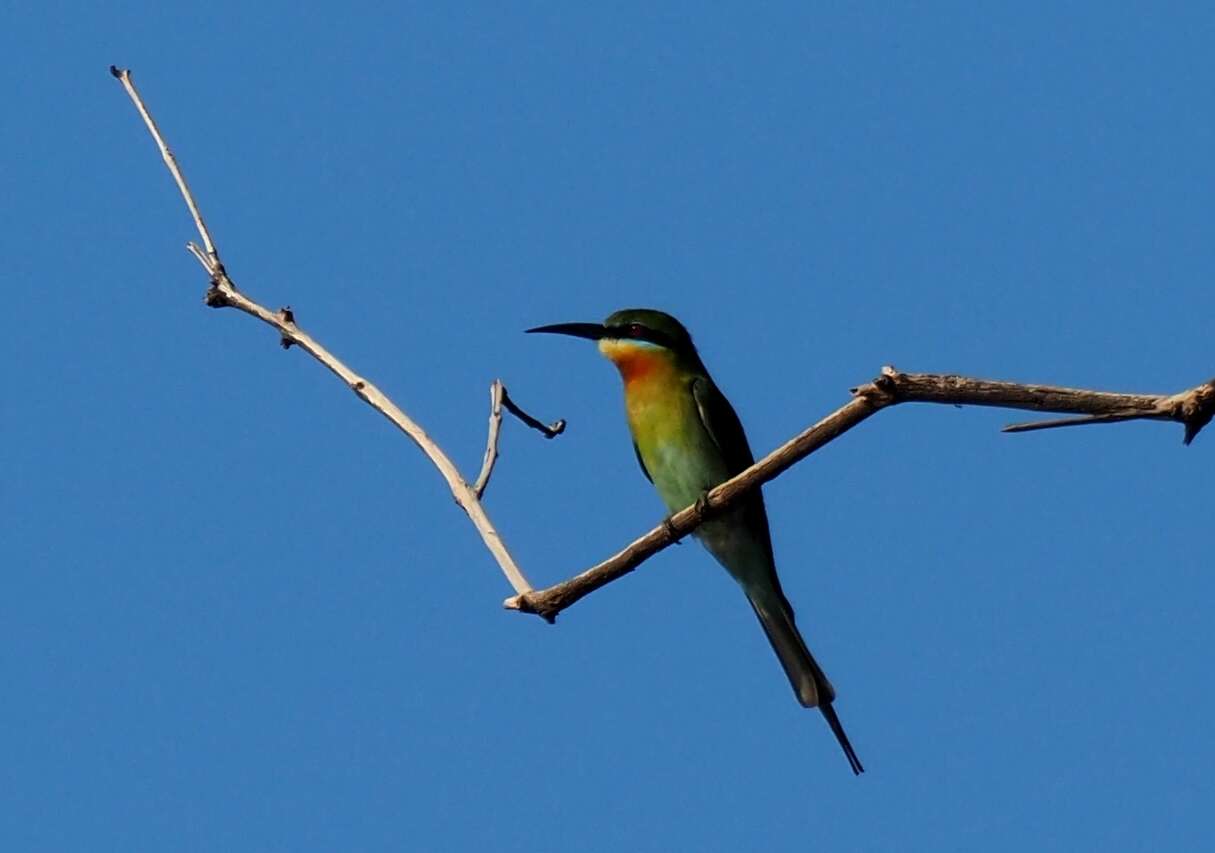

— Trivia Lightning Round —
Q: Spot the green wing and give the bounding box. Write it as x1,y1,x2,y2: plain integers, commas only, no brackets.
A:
690,376,758,475
691,376,778,568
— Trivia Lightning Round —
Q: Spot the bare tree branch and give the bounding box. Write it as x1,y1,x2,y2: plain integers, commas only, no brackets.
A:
505,367,1214,622
113,67,1212,627
110,65,560,599
887,370,1215,444
110,66,220,268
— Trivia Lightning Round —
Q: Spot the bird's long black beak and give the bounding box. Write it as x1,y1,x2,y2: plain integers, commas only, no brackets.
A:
525,322,607,341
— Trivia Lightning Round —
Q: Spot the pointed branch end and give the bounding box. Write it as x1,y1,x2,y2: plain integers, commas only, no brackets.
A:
1003,419,1063,434
1179,379,1215,446
1002,414,1134,434
504,592,558,624
1182,413,1211,445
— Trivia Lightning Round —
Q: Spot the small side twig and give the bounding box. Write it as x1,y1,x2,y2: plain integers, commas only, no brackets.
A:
473,382,564,498
502,388,566,439
1002,413,1143,433
473,381,506,498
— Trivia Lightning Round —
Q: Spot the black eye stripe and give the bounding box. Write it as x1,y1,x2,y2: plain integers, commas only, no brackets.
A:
608,324,677,348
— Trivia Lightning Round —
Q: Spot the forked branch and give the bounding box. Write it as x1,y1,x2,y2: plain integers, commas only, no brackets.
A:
110,65,562,599
474,380,566,498
113,67,1211,626
505,367,1214,622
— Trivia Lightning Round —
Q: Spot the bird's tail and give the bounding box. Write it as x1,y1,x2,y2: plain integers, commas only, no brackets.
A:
747,587,864,775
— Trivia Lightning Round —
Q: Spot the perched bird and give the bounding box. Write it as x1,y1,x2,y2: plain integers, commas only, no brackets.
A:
528,309,863,774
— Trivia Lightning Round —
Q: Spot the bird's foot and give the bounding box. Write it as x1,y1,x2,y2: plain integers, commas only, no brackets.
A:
663,492,713,543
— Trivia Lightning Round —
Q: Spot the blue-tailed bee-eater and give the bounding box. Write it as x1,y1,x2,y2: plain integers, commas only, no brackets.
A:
529,308,863,775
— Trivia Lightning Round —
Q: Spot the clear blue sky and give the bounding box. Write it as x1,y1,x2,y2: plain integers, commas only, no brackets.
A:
4,3,1213,851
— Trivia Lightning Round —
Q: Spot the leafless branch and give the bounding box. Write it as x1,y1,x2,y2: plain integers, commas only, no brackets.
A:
505,367,1214,622
110,66,220,269
111,65,562,599
113,67,1212,627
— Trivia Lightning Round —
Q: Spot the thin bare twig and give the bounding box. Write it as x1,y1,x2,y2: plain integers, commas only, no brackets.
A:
502,389,566,439
111,65,541,598
473,381,506,498
506,367,1214,622
186,242,213,274
1002,413,1143,433
110,66,220,269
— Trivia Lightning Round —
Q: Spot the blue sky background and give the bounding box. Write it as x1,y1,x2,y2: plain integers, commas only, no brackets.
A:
3,3,1213,850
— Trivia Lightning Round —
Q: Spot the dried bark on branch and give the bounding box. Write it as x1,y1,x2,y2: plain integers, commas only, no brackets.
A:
112,67,1212,627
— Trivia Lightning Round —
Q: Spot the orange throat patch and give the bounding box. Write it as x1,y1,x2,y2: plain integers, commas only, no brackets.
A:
597,339,674,385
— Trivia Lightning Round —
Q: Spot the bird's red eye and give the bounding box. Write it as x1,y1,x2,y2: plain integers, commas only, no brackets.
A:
628,323,643,337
